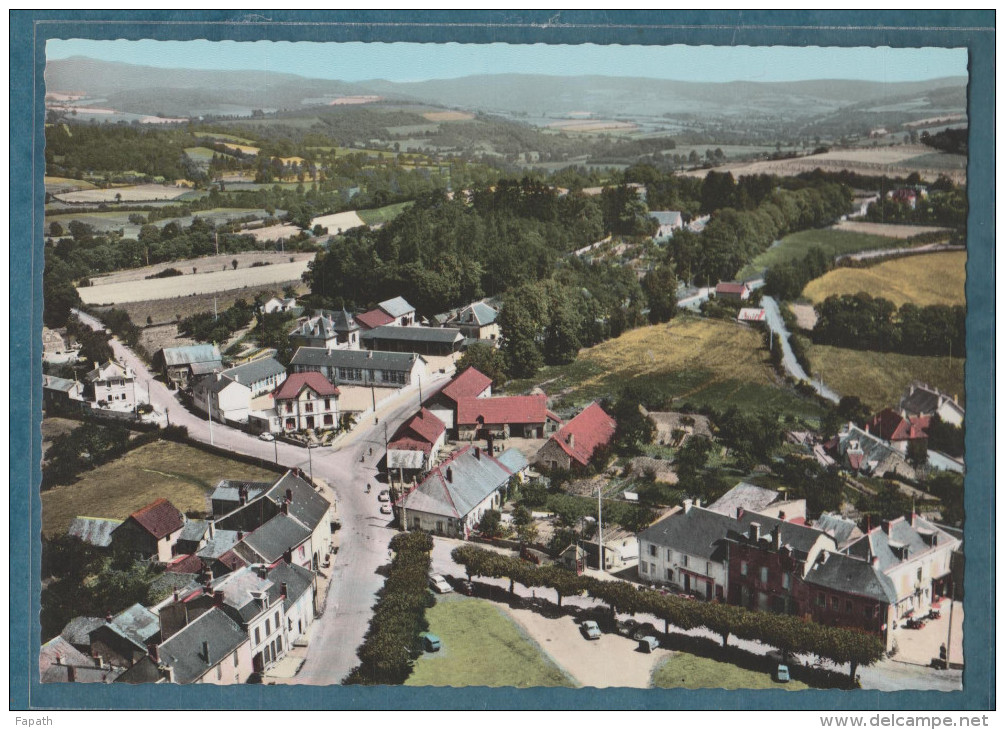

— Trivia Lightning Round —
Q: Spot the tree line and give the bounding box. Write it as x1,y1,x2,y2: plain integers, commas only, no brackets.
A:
813,293,965,358
451,545,884,681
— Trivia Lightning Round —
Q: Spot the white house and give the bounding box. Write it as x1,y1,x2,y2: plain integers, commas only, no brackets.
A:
192,358,287,423
899,382,965,428
84,360,136,411
289,347,427,388
272,372,340,433
262,296,298,314
650,210,683,239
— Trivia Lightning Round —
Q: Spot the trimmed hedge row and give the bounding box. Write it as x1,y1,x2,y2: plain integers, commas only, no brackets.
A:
452,545,883,681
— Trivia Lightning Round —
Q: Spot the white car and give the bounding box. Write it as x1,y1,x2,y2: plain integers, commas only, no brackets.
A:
429,574,453,594
380,504,392,515
258,432,276,442
377,489,391,502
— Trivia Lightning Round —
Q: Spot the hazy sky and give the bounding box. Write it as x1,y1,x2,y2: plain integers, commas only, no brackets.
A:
46,40,967,84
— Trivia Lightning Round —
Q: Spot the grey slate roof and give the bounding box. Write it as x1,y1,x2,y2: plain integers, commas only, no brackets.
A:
496,447,529,474
846,516,957,573
60,616,105,649
402,446,515,519
68,517,122,547
267,561,315,612
150,571,201,599
178,519,208,544
240,514,312,563
361,325,463,345
221,357,286,385
900,383,964,418
160,344,222,367
651,210,683,229
803,551,898,603
189,360,223,377
266,471,331,531
157,608,248,684
99,604,160,650
706,482,780,517
211,479,271,505
388,449,425,470
43,375,80,393
729,510,831,560
291,346,423,372
638,506,737,562
457,302,498,326
813,513,863,549
378,296,415,318
211,566,275,623
196,529,241,560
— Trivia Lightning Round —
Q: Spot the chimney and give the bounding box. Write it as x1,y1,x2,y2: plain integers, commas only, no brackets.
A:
367,350,373,359
881,520,891,535
281,501,289,515
237,530,244,541
772,525,781,551
865,423,870,434
208,520,215,539
105,612,113,623
778,510,786,521
286,488,293,503
736,507,744,520
164,665,176,683
487,435,494,454
474,446,481,460
239,485,248,505
283,548,292,564
749,522,761,542
257,565,269,579
683,499,693,514
67,665,76,683
148,643,159,662
233,374,240,383
695,498,701,508
216,372,222,381
202,641,211,664
55,654,62,666
280,582,288,598
871,555,880,568
172,589,179,603
214,590,225,607
446,467,453,483
568,433,575,448
820,551,830,564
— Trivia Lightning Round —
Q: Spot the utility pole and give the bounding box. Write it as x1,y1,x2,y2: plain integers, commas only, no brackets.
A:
944,581,955,669
273,437,278,465
597,486,604,573
215,231,219,256
206,388,214,446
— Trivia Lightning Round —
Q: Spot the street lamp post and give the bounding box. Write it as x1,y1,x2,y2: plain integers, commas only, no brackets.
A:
307,443,317,483
273,437,279,465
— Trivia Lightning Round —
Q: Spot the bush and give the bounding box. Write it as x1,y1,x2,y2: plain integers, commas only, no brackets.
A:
145,267,184,279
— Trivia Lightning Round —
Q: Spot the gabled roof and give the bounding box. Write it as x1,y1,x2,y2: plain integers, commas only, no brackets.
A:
165,554,206,575
706,482,780,518
40,636,103,680
207,566,275,623
159,344,222,367
361,325,463,345
439,367,492,404
156,608,248,684
715,282,749,295
291,347,423,372
273,371,339,400
402,445,515,519
727,510,833,560
496,448,529,474
355,308,395,330
196,529,242,560
85,360,132,383
846,515,958,573
210,479,271,505
378,296,415,318
457,302,498,326
43,374,82,393
900,382,964,418
124,498,184,540
457,394,549,426
651,210,683,228
813,513,864,549
96,603,160,650
546,402,616,467
60,616,105,649
388,437,432,455
177,519,208,544
638,506,736,561
220,357,287,386
866,408,929,442
387,448,427,469
265,471,331,532
803,551,898,603
398,408,446,445
267,561,316,612
240,514,312,563
68,517,122,547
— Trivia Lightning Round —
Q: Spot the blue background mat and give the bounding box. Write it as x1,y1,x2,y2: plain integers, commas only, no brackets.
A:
10,10,995,711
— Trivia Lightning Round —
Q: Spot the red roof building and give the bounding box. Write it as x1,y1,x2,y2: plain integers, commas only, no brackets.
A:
440,367,493,404
535,402,616,470
273,372,341,433
866,408,930,444
130,498,185,540
456,395,562,439
388,408,448,471
715,282,751,300
164,554,205,574
273,371,340,401
111,498,186,562
355,308,395,330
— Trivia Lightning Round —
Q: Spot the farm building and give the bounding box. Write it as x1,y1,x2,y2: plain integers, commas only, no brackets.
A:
361,325,464,357
534,402,616,470
42,374,85,413
261,296,298,314
714,282,752,301
387,407,447,475
356,296,416,330
582,527,640,572
154,344,223,388
110,498,186,563
272,372,340,433
455,394,562,441
67,516,122,548
289,347,427,388
398,444,523,538
288,309,359,351
424,366,492,430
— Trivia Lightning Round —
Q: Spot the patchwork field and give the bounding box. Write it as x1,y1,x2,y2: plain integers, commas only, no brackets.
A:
802,251,966,307
53,184,190,204
405,595,574,688
831,220,953,240
357,202,414,226
247,223,303,242
46,207,269,235
184,146,235,163
41,439,280,535
422,111,475,122
44,176,98,194
650,652,808,691
505,316,822,419
310,210,365,233
77,254,314,304
806,344,964,411
737,229,901,279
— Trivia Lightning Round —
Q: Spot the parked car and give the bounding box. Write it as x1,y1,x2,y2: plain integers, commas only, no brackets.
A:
380,504,392,515
631,623,659,641
377,489,391,502
456,579,475,596
422,633,441,652
258,432,275,441
637,636,660,653
580,620,602,640
429,574,453,594
775,664,791,683
616,619,640,637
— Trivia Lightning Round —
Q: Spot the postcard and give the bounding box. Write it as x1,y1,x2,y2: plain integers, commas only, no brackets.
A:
10,10,994,713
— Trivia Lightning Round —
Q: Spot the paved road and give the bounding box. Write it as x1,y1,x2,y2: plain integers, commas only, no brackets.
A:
73,309,451,685
761,296,840,403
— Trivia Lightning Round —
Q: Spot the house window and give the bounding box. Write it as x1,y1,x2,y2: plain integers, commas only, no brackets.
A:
285,404,293,413
845,600,853,613
830,596,839,610
217,665,222,680
275,611,280,628
705,561,711,576
276,636,282,654
817,593,825,607
782,573,791,590
649,562,656,575
641,562,648,574
740,561,748,576
234,653,239,667
255,628,261,644
649,544,657,557
666,568,673,581
266,619,271,635
917,568,923,582
324,398,331,410
760,567,768,583
682,555,689,567
667,549,672,561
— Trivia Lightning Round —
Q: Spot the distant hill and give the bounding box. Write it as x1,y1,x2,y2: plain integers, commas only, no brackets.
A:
45,57,967,124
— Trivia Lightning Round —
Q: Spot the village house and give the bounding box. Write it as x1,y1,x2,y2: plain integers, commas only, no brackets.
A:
387,407,447,475
88,603,161,668
899,382,965,427
110,498,186,563
288,309,360,351
714,281,752,301
827,423,918,481
289,347,427,389
42,326,68,356
582,526,640,572
443,301,502,343
812,512,866,550
154,344,223,389
42,374,85,414
361,325,464,357
261,296,298,315
706,482,807,524
650,210,683,239
865,408,930,455
456,394,562,441
59,616,106,655
398,445,526,538
272,371,340,433
210,480,272,518
356,296,417,330
83,359,136,410
424,366,492,430
534,402,616,471
40,636,122,684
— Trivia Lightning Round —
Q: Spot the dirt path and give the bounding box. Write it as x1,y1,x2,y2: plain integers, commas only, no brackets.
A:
498,603,670,688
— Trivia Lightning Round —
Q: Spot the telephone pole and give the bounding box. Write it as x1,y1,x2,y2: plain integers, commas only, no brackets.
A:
597,486,604,573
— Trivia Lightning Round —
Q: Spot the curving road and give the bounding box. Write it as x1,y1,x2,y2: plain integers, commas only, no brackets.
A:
73,309,451,684
760,296,840,403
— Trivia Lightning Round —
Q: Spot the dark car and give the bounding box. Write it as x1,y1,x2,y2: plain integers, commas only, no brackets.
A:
631,623,659,641
456,579,475,596
616,619,640,637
